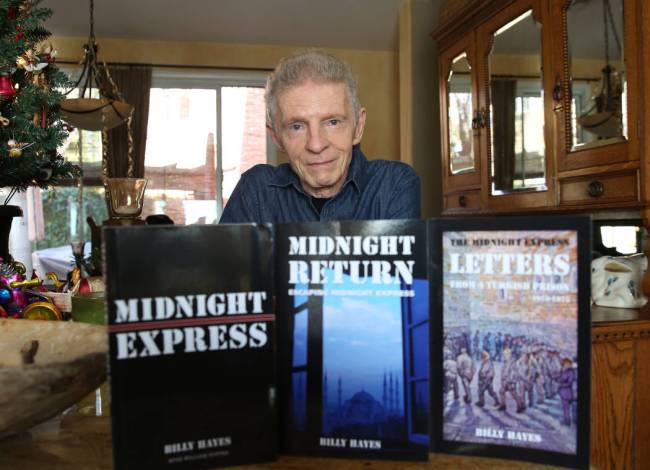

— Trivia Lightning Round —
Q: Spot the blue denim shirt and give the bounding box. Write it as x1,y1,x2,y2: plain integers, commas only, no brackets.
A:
219,146,420,224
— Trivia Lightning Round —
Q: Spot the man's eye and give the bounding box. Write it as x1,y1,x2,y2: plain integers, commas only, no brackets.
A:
290,123,304,131
326,119,341,126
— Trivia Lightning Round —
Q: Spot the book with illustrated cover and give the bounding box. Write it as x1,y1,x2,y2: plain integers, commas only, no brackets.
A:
430,216,591,469
275,219,430,461
104,224,276,469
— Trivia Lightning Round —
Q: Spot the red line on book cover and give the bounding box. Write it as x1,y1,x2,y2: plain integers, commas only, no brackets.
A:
107,314,276,333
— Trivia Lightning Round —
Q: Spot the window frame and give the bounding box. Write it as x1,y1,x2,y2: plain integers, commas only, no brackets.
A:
150,67,275,217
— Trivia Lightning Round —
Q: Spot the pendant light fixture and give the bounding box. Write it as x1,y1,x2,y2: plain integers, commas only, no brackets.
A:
60,0,133,131
577,0,624,139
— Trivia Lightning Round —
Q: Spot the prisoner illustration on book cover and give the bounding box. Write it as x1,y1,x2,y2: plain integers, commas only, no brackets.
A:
431,217,591,469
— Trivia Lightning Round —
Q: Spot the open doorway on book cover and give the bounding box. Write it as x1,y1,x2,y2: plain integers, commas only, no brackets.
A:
21,67,272,278
143,68,274,225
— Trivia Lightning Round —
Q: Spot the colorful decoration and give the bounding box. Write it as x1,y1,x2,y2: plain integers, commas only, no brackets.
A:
0,75,16,102
7,140,33,158
22,301,62,320
15,25,24,42
0,260,64,320
0,287,11,305
0,1,80,201
16,44,56,74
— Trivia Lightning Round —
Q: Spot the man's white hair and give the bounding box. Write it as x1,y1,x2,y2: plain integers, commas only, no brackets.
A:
265,50,362,131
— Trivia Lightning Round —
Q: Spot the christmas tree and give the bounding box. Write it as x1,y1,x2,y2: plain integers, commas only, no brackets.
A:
0,0,80,205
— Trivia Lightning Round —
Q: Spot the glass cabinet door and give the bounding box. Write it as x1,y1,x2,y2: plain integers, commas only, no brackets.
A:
552,0,637,171
478,0,555,209
440,35,481,191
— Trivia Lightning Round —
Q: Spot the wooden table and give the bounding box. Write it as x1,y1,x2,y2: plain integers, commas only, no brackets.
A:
4,304,646,470
0,387,561,470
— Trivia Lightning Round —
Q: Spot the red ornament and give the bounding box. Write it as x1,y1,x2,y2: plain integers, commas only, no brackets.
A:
15,25,24,41
0,75,16,101
5,7,17,19
78,278,91,294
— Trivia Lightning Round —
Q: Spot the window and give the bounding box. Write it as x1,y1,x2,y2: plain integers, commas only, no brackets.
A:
143,68,273,225
18,67,273,277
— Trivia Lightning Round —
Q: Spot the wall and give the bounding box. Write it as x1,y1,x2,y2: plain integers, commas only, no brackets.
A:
53,37,399,165
399,0,442,218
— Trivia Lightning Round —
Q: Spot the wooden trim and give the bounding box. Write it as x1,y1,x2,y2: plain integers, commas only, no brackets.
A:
477,0,555,211
558,160,640,179
439,36,482,192
555,0,640,172
432,0,511,47
593,327,650,343
399,0,413,166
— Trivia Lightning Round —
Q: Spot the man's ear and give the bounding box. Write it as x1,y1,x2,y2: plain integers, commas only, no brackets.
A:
268,124,285,153
352,108,367,145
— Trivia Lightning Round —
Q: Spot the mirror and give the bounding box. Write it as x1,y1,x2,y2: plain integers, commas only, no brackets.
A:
567,0,626,150
488,10,546,195
447,53,474,175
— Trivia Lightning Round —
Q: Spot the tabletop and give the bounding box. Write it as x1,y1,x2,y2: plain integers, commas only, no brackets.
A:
0,386,565,470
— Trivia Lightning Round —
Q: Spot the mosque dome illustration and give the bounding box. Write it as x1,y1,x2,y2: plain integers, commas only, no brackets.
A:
342,390,385,422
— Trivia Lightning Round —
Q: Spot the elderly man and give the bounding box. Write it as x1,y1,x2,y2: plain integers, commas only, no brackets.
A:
219,50,420,223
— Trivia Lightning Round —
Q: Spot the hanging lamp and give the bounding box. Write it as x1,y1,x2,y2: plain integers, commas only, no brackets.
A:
60,0,133,131
577,0,624,139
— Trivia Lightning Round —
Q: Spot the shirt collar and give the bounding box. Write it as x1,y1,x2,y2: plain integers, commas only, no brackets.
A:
268,145,367,195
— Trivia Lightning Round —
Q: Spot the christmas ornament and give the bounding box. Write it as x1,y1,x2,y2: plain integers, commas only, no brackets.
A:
39,168,52,181
0,75,16,101
22,301,62,320
8,274,28,309
0,287,11,305
7,140,33,157
0,261,68,320
15,25,24,41
19,0,31,16
5,6,17,20
16,47,51,73
0,113,9,126
40,43,57,64
33,105,48,129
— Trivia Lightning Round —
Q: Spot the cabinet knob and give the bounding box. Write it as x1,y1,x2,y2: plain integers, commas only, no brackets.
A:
458,195,467,207
552,75,562,101
587,180,604,198
478,107,489,128
471,111,479,130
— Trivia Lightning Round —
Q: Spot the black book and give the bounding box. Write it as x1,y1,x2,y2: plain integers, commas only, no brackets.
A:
275,219,430,461
429,216,591,469
104,224,276,469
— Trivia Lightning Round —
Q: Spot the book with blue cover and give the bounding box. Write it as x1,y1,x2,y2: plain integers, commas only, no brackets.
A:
104,224,276,469
275,219,430,461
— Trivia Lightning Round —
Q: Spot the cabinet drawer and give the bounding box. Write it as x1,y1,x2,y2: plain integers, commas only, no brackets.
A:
445,191,481,212
559,172,639,206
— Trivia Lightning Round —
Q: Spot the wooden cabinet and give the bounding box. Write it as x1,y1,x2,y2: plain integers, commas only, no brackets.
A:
591,306,650,470
434,0,643,215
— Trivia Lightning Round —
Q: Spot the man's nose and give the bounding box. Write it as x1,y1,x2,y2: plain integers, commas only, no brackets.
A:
306,125,328,153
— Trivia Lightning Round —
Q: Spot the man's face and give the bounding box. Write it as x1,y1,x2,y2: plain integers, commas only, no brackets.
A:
270,80,366,198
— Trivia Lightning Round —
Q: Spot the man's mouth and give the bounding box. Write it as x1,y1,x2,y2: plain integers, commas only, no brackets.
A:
308,158,335,167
